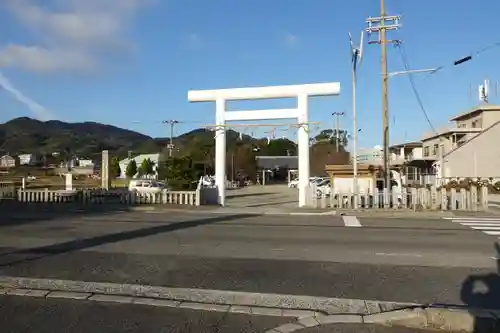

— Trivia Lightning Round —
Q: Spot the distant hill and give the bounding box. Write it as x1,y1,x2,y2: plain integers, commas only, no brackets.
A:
0,117,274,158
0,117,160,157
0,117,348,176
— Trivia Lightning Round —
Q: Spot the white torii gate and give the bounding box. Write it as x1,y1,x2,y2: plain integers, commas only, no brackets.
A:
187,82,340,207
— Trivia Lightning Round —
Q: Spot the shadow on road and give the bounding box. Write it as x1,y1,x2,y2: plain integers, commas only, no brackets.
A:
0,213,255,267
461,242,500,332
0,198,146,227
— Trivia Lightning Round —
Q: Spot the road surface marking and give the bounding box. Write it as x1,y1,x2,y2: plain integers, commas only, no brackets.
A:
444,217,500,221
342,216,361,227
445,217,500,238
375,252,423,257
461,222,500,226
470,226,500,230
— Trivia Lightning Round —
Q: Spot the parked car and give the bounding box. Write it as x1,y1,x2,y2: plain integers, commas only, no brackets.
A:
315,178,331,198
289,177,326,188
128,180,168,194
288,178,300,188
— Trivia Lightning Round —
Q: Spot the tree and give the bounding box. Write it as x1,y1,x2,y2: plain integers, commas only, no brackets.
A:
157,156,203,190
125,159,137,178
314,129,348,149
110,157,121,178
14,156,21,168
138,158,154,176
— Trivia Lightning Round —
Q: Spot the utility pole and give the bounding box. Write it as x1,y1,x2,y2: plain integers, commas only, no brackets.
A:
332,111,345,152
163,120,179,157
349,31,364,209
366,1,401,190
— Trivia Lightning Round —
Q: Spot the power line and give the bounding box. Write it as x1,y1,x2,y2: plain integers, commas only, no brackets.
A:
425,40,500,74
395,42,437,134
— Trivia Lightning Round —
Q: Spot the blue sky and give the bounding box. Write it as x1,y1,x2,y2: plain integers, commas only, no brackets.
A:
0,0,499,149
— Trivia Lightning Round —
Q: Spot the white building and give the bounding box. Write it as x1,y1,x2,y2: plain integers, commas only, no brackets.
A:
18,154,39,166
355,146,383,165
77,159,94,167
119,153,161,178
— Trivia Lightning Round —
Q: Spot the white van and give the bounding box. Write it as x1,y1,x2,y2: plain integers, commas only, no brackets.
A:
128,180,168,194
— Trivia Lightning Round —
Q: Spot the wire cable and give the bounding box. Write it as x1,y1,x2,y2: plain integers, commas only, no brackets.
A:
394,41,437,134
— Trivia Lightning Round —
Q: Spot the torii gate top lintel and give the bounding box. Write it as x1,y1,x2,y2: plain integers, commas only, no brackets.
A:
187,82,340,102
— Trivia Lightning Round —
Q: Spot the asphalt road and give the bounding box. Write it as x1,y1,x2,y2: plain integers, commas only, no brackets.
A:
0,209,499,307
0,295,291,333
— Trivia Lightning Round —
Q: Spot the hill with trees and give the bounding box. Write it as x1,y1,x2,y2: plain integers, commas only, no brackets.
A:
0,117,350,180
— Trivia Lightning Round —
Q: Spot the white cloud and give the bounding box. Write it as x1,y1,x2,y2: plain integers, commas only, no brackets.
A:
0,71,54,120
284,34,298,46
0,0,151,73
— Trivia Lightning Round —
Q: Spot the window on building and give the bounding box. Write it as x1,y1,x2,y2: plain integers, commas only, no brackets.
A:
432,144,438,155
458,123,466,128
423,146,429,157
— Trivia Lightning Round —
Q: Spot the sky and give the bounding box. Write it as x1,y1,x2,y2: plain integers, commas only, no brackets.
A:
0,0,499,149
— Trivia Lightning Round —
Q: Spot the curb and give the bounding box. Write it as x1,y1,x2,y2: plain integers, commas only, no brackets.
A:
140,207,337,216
136,206,459,218
266,307,500,333
336,211,456,219
1,276,499,332
0,276,414,315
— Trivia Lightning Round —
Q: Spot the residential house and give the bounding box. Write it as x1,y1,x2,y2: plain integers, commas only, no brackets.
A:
0,155,15,168
388,142,435,186
18,153,39,166
437,104,500,179
119,153,161,179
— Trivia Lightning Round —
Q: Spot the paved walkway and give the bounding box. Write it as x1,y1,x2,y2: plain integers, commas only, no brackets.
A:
226,184,298,208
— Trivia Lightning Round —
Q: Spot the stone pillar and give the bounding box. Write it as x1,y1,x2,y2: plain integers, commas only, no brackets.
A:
101,150,111,190
214,99,226,206
297,94,310,207
65,173,73,191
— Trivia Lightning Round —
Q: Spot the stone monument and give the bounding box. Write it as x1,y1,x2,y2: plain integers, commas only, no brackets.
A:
101,150,111,190
65,173,73,191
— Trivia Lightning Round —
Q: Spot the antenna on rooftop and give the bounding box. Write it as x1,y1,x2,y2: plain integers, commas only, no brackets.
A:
469,78,499,104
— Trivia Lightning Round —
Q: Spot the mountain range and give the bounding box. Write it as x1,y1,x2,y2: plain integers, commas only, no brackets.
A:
0,117,262,158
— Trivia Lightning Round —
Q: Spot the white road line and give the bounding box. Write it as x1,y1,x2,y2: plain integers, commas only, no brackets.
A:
470,226,500,230
461,223,500,226
445,217,500,238
375,252,423,257
342,216,361,227
444,217,500,221
483,231,500,236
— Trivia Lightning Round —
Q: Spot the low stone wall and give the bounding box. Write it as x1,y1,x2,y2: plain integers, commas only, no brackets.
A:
309,185,489,211
16,188,200,206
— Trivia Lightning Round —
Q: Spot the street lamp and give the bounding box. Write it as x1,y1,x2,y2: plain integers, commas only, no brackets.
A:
387,68,440,78
349,31,364,209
